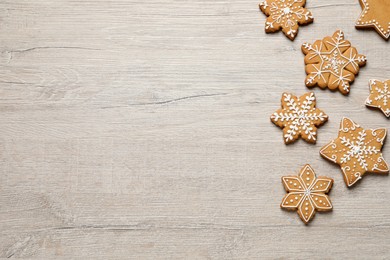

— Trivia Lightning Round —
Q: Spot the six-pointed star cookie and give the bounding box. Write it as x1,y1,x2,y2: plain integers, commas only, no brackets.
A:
271,92,328,144
320,117,389,187
356,0,390,40
365,79,390,117
281,165,333,224
302,30,367,95
259,0,314,40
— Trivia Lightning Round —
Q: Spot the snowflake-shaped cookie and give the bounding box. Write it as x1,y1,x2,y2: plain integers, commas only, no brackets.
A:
281,165,333,224
320,117,389,187
271,92,328,144
302,30,367,95
259,0,314,40
356,0,390,40
365,79,390,117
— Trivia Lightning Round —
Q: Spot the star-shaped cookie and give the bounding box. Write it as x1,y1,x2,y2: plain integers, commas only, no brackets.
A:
320,117,389,187
259,0,314,40
301,30,367,95
356,0,390,40
271,92,328,144
281,165,333,224
365,79,390,117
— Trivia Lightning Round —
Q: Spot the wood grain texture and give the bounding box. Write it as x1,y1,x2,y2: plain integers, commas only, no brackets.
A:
0,0,389,258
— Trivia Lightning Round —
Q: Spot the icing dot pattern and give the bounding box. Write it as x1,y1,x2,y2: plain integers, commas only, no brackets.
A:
299,165,315,188
282,176,304,191
301,30,366,95
298,197,315,222
320,117,389,187
259,0,314,40
281,165,334,224
365,79,390,118
311,194,332,210
310,178,333,193
355,0,390,40
282,192,304,208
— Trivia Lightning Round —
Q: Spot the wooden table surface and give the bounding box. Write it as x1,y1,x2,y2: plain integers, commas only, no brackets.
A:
0,0,389,258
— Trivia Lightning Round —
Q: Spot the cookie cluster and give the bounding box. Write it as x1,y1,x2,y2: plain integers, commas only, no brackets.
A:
259,1,390,224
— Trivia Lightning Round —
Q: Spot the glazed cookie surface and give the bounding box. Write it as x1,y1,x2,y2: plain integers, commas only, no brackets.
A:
281,164,333,224
259,0,313,40
320,117,389,187
270,92,328,144
302,30,366,95
365,79,390,117
356,0,390,40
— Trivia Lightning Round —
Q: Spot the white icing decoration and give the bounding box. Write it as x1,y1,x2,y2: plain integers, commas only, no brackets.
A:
320,117,389,187
365,79,390,118
281,165,333,223
261,0,313,38
302,30,366,93
271,93,327,143
355,0,390,39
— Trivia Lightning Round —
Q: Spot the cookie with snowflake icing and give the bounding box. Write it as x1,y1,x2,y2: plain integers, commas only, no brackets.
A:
270,92,328,144
320,117,389,187
259,0,314,40
281,165,333,224
301,30,367,95
355,0,390,40
365,79,390,117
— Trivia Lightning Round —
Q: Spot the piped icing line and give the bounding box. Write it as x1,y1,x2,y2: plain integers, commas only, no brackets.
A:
259,0,313,40
355,0,390,40
270,92,328,144
365,79,390,117
320,117,389,187
302,30,366,94
281,165,333,224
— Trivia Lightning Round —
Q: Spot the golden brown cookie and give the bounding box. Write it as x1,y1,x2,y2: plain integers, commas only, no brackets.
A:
365,79,390,117
301,30,366,95
259,0,314,40
270,92,328,144
320,117,389,187
281,165,333,224
356,0,390,40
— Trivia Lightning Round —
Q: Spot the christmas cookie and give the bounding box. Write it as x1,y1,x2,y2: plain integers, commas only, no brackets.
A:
281,165,333,224
302,30,367,95
259,0,314,40
270,92,328,144
356,0,390,40
365,79,390,117
320,117,389,187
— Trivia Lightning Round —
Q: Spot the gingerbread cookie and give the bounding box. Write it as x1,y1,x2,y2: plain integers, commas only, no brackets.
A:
259,0,313,40
302,30,366,95
365,79,390,117
281,165,333,224
271,92,328,144
320,117,389,187
356,0,390,40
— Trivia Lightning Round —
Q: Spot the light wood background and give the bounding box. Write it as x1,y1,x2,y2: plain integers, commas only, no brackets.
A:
0,0,389,258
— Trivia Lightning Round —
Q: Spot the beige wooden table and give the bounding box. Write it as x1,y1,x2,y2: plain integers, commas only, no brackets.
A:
0,0,389,258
